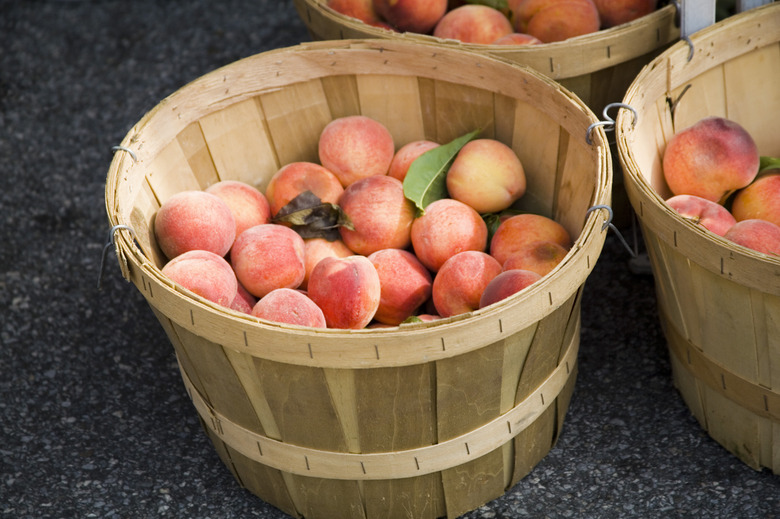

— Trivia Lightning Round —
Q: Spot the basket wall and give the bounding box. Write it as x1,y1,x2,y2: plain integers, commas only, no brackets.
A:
105,40,612,518
617,3,780,473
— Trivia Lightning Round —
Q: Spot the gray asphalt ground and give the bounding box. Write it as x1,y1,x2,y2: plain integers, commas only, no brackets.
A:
1,1,778,518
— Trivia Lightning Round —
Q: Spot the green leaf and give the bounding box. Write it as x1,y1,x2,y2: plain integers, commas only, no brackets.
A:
272,190,353,241
759,156,780,173
403,129,481,213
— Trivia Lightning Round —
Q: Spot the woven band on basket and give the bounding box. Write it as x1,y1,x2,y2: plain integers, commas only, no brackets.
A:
178,330,578,481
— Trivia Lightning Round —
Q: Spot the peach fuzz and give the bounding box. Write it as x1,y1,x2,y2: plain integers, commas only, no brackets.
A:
264,161,344,217
665,194,737,237
731,172,780,228
433,5,513,44
368,248,433,325
318,115,395,188
301,237,354,290
388,140,440,182
492,32,543,45
432,250,503,318
327,0,381,24
411,198,488,272
446,138,526,214
723,219,780,256
338,175,416,256
502,240,569,276
373,0,448,33
662,116,760,203
205,180,271,239
154,190,236,260
490,213,572,266
230,224,305,298
307,255,381,329
592,0,655,28
161,249,238,308
251,288,327,328
230,281,258,314
479,269,542,309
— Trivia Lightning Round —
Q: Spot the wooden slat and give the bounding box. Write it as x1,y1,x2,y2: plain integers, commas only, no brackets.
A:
357,74,426,147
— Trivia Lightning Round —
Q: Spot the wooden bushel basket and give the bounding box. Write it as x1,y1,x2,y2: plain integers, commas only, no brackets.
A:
105,39,612,518
616,2,780,473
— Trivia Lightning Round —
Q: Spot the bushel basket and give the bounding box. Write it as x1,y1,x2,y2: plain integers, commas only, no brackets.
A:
105,39,612,518
616,3,780,473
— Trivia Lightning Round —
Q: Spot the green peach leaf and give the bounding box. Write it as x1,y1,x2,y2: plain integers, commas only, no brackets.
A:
759,156,780,173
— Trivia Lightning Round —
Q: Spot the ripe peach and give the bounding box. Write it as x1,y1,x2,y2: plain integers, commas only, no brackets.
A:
318,115,395,187
662,116,760,203
265,161,345,217
327,0,381,24
665,194,737,237
230,281,258,314
730,172,780,228
723,219,780,256
338,175,416,256
502,240,569,276
373,0,448,33
492,32,543,45
230,224,306,298
161,249,238,308
308,255,382,329
205,180,271,239
433,5,513,44
490,213,572,266
592,0,655,28
154,190,236,260
445,139,526,214
368,248,433,325
432,250,503,318
387,140,440,182
251,288,327,328
512,0,600,42
411,198,488,272
479,269,542,309
300,237,355,290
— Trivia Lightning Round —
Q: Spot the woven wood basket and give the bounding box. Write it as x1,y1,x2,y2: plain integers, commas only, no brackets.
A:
616,2,780,473
105,39,612,518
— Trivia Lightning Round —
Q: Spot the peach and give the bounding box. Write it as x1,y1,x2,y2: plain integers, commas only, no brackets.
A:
730,172,780,228
433,5,513,44
492,32,543,45
411,198,488,272
490,213,572,266
265,161,345,217
502,240,569,276
479,269,542,309
432,250,503,318
373,0,448,33
300,237,355,290
230,281,258,314
154,190,236,260
662,116,760,203
327,0,381,24
445,139,526,214
723,219,780,256
251,288,327,328
665,194,737,237
368,248,433,325
308,255,382,329
592,0,655,28
318,115,395,187
161,249,238,307
230,224,306,298
512,0,600,42
338,175,416,256
387,140,441,182
205,180,271,239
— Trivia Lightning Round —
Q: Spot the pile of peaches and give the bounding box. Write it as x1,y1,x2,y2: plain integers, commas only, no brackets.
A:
661,116,780,256
155,115,574,330
326,0,658,44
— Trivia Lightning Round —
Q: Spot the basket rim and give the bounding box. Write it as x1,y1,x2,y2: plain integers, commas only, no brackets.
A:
616,3,780,294
105,38,613,368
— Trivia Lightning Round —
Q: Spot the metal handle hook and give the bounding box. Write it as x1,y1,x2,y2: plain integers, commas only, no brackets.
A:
98,224,137,289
